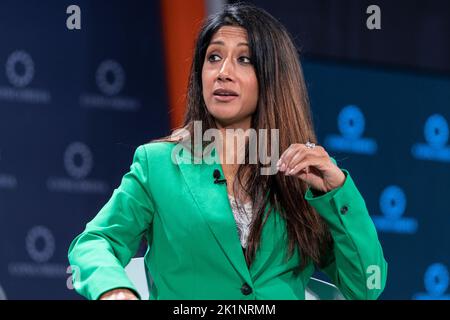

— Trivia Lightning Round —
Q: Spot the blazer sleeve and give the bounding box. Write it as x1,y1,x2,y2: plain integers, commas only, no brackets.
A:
67,145,155,300
304,158,388,300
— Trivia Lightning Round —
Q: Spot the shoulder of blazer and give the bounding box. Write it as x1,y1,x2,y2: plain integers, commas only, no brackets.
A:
141,140,176,153
138,141,179,167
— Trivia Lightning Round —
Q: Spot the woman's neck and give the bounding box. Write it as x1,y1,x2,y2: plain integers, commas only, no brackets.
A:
214,118,251,167
214,118,252,202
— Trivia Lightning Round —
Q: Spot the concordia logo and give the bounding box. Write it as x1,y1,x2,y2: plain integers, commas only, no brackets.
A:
371,185,418,234
79,59,141,111
8,225,67,278
46,141,109,194
413,263,450,300
0,50,51,104
324,105,377,155
411,114,450,162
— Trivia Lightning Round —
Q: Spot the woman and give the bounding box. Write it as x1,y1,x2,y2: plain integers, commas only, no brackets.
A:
68,3,387,300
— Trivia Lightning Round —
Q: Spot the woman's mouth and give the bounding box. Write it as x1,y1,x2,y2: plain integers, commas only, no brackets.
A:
213,88,239,102
214,94,238,102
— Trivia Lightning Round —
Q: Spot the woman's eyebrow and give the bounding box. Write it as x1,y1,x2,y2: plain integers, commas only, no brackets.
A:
209,40,249,47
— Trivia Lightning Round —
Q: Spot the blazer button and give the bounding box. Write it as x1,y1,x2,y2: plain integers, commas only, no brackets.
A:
241,283,253,295
340,205,349,215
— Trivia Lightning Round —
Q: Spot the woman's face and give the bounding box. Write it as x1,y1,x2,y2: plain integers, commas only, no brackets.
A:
202,26,258,129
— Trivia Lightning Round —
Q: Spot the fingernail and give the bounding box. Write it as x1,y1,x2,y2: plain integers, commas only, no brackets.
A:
288,169,294,175
281,163,286,171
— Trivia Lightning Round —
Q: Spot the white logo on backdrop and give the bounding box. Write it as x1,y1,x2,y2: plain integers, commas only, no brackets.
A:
8,225,66,278
46,141,108,194
26,226,55,263
79,59,141,111
0,50,51,104
64,142,93,179
0,147,18,190
96,60,125,96
6,50,34,87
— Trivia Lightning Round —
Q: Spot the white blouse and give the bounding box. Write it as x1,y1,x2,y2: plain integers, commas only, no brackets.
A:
228,194,253,249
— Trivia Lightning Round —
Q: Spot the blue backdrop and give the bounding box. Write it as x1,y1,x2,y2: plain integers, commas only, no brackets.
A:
303,59,450,299
0,0,169,299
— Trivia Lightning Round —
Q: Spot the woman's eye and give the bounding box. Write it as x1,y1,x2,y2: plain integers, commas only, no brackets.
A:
207,54,220,62
207,54,251,64
239,56,252,64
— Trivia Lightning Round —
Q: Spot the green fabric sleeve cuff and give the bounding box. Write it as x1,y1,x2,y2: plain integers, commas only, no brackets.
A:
304,168,367,228
304,169,348,203
80,265,141,300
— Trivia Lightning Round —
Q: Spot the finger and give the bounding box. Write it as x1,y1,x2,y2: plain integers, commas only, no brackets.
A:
286,161,311,176
277,144,295,168
285,152,312,174
282,145,320,172
286,155,327,176
123,292,138,300
278,144,301,170
284,147,316,172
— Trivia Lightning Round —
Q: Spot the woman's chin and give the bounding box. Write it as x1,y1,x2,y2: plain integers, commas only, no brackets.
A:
209,106,241,121
211,114,242,128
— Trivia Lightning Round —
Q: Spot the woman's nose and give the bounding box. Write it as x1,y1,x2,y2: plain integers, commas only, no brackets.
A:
217,59,234,81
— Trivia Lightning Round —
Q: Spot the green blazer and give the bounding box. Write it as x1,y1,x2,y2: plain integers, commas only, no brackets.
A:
68,142,387,300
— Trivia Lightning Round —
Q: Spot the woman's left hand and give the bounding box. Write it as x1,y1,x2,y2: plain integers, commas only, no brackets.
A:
277,143,346,193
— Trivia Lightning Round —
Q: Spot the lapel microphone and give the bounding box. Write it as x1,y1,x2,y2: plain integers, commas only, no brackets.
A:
213,169,227,185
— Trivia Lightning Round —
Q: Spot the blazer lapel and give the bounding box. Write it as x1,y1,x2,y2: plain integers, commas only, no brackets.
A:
175,146,253,284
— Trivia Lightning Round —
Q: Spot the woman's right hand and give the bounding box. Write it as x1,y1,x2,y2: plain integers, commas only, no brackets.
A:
99,288,139,300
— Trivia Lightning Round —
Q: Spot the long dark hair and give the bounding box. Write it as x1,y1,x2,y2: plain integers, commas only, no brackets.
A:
154,2,333,270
